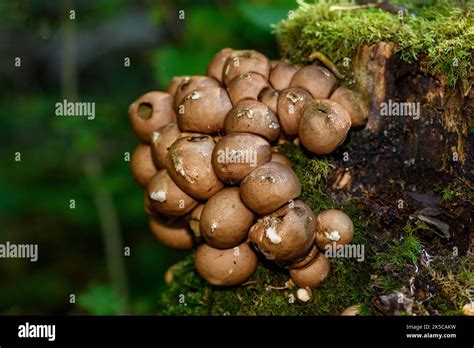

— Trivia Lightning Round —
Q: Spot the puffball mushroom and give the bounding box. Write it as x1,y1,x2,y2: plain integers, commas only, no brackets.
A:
299,99,352,155
128,91,177,143
166,135,224,200
290,65,337,99
200,187,255,249
206,48,234,83
211,132,272,184
269,61,299,90
150,123,181,169
225,100,280,142
277,87,312,136
227,72,269,105
258,87,279,114
249,200,315,261
146,169,198,216
222,49,271,86
173,76,220,109
330,86,369,127
315,209,354,250
178,86,233,134
290,253,330,288
240,161,301,215
149,216,194,251
195,242,258,286
130,144,157,187
296,288,312,302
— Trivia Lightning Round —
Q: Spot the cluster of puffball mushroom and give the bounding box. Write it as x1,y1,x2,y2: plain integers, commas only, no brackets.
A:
128,48,368,299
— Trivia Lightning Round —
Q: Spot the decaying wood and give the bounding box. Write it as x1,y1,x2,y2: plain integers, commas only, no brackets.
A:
352,42,473,177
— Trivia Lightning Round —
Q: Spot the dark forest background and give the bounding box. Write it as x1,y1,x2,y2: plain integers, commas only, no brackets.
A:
0,0,296,314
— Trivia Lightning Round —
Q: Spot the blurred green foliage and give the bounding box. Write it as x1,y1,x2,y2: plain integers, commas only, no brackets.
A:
0,0,297,315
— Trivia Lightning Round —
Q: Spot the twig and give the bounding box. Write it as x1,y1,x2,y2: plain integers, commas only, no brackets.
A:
308,51,345,79
241,280,259,287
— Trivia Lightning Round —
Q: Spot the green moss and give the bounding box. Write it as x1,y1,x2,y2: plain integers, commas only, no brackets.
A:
279,142,333,213
274,0,473,86
373,232,421,269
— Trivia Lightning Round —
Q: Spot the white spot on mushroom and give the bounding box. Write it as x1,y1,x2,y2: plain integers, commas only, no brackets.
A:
327,113,337,123
265,226,282,244
228,268,234,275
152,131,160,143
150,190,166,202
186,91,203,100
237,108,253,119
325,230,341,241
172,154,195,184
210,223,217,235
260,175,276,183
287,92,303,104
269,121,280,129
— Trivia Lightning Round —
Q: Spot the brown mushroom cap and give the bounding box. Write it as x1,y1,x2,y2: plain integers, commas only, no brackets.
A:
225,100,280,142
186,204,205,242
149,216,194,250
269,62,299,90
258,87,279,114
330,86,369,127
270,152,292,168
200,187,255,249
299,99,351,155
315,209,354,250
227,72,269,105
177,86,233,134
195,242,258,286
290,252,330,288
146,169,198,216
130,144,157,187
249,200,315,261
166,76,187,96
174,76,220,110
166,135,224,200
277,87,313,136
206,48,234,83
128,91,177,143
150,123,181,169
290,65,337,99
240,161,301,215
211,133,272,184
222,50,271,86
